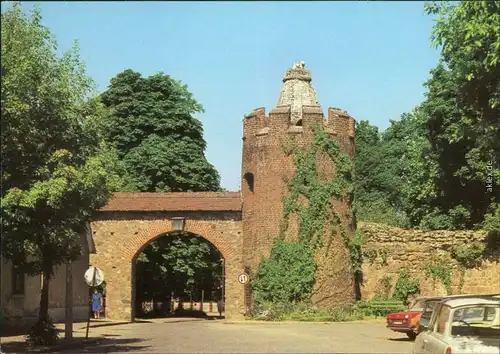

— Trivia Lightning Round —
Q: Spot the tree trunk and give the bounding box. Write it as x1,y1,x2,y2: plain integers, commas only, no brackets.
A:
39,267,51,321
65,261,73,338
153,294,158,313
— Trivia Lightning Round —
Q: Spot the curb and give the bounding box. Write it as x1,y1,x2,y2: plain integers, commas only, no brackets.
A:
223,319,386,325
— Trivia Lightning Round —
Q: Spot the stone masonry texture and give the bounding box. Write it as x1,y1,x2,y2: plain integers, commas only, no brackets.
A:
241,62,357,306
90,210,245,321
359,222,500,297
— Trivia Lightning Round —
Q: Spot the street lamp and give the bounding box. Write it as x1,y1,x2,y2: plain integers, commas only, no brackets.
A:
171,217,185,232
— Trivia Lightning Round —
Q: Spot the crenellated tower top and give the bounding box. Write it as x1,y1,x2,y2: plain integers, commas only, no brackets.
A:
243,62,355,142
277,61,321,125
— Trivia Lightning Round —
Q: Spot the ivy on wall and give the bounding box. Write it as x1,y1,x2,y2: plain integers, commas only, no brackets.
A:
451,242,486,293
281,125,362,271
423,242,486,295
252,125,361,304
425,253,453,295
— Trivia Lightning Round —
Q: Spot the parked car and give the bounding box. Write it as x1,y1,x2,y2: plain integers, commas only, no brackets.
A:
413,296,500,354
386,297,432,340
419,294,500,334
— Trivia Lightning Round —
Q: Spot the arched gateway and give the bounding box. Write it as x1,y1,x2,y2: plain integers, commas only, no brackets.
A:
89,192,246,321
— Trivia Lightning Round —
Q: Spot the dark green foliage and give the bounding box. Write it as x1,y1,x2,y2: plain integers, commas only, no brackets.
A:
483,205,500,232
251,239,316,304
451,241,486,293
100,69,221,192
26,316,59,346
354,109,434,229
393,268,420,303
136,233,223,315
354,120,408,227
451,242,486,269
420,1,500,229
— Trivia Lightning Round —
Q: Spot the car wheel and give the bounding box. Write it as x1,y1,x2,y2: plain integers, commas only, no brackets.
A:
406,332,417,340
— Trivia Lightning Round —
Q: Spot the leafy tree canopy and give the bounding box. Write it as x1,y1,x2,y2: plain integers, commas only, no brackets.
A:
355,2,500,231
422,0,500,229
100,69,221,192
136,233,223,304
1,3,124,322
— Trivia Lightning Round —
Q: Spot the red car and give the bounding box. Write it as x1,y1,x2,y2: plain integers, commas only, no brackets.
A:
386,297,436,340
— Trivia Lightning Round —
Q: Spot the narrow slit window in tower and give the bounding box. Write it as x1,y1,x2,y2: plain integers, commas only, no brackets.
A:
244,172,254,193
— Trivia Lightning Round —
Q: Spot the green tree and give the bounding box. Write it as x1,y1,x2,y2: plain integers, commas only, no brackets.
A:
100,69,221,192
354,108,434,228
1,3,123,332
422,1,500,229
354,120,396,224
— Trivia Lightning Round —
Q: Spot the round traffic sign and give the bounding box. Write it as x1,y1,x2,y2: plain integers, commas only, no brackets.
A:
84,266,105,287
238,273,249,284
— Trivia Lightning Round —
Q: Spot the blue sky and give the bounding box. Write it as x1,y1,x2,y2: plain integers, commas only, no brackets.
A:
11,1,440,191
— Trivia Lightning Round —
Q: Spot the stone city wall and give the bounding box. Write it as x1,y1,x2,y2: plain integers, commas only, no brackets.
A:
358,222,500,299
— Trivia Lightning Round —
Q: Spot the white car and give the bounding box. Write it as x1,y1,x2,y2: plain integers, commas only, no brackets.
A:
413,296,500,354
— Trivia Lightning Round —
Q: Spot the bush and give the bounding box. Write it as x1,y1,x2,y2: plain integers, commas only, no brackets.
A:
251,239,316,305
482,204,500,233
393,268,420,303
26,317,59,346
451,242,485,269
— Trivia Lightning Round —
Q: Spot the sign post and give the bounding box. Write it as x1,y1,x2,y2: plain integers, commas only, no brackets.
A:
84,266,104,339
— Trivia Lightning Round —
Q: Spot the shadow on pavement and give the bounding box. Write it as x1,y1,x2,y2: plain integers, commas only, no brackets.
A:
1,336,150,353
162,314,225,323
78,320,152,330
388,337,413,342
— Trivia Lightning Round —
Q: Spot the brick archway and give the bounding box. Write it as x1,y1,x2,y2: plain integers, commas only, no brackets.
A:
123,220,235,262
90,216,245,322
126,220,236,319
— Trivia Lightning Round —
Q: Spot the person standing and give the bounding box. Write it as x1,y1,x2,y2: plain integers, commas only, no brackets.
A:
91,289,103,319
217,298,224,318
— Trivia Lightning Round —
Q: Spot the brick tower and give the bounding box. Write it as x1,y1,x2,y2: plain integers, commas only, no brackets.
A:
241,62,356,306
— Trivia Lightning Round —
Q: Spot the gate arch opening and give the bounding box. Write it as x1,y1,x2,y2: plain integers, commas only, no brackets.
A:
90,217,245,322
132,231,226,319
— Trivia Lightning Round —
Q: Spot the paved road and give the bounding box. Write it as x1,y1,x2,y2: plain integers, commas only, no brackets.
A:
57,318,415,353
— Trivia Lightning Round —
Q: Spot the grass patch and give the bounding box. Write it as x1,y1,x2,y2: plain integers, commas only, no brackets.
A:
247,302,366,322
247,300,407,322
